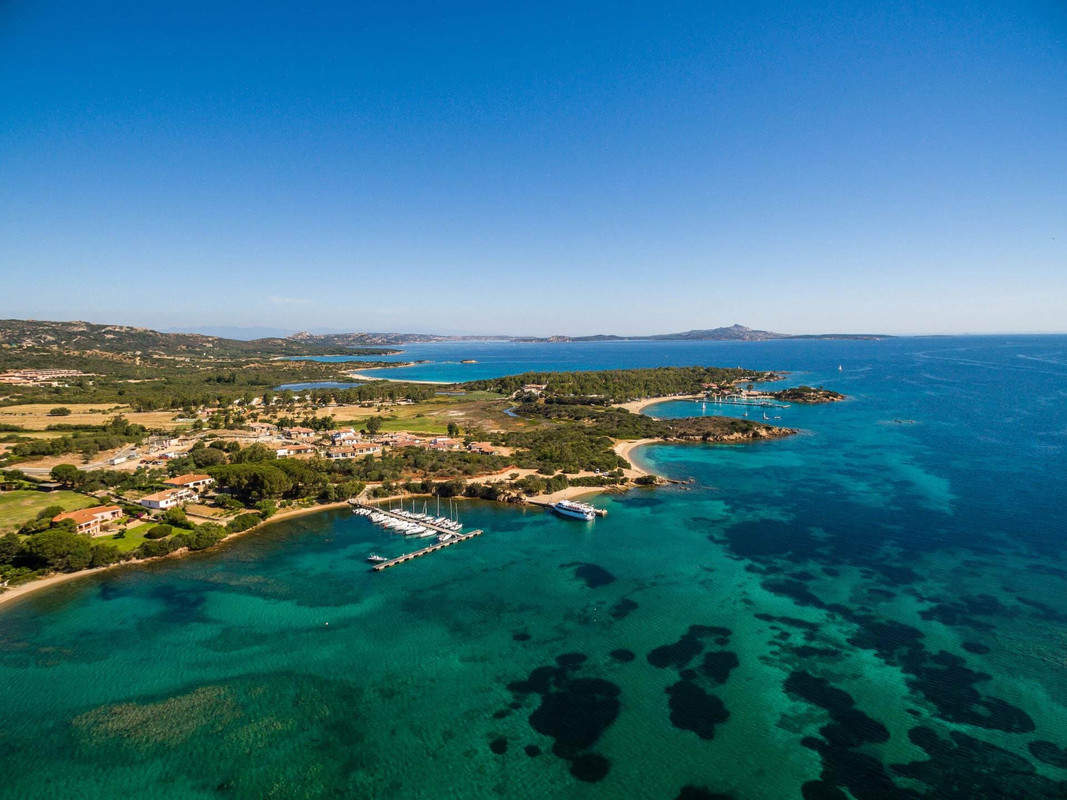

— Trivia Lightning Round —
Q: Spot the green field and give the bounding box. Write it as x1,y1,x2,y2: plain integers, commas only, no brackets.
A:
379,416,451,434
107,521,152,552
105,521,196,553
0,490,97,534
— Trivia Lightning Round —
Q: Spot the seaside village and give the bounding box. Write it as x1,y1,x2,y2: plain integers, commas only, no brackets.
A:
32,424,502,540
0,376,799,563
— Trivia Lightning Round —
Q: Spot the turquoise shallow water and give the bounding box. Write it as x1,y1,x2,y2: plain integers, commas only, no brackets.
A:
1,337,1066,798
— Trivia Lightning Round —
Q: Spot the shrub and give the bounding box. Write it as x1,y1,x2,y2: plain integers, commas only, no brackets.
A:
433,479,467,498
464,482,502,501
90,544,122,568
36,505,66,521
255,500,277,519
159,507,188,527
137,538,172,558
214,494,243,511
144,524,172,539
48,407,72,417
188,523,226,550
226,513,261,534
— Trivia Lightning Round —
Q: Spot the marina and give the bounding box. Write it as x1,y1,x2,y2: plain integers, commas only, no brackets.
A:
369,528,485,571
353,495,607,569
350,499,484,571
351,499,466,538
704,394,791,409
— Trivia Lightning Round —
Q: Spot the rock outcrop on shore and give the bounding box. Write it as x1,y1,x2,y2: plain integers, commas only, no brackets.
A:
770,386,845,404
656,417,795,443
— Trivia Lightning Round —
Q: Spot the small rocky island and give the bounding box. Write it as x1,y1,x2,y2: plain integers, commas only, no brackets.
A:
770,385,846,404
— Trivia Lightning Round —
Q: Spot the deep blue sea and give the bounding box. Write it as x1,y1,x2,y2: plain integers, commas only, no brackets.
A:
1,336,1065,798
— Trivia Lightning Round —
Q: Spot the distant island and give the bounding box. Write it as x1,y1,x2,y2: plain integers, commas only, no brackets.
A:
512,324,888,343
289,323,889,346
1,319,889,356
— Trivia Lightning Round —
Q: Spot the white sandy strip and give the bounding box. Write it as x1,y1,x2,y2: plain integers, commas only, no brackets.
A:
347,371,449,385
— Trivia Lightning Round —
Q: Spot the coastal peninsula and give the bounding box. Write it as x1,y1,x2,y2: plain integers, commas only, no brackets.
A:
0,356,843,606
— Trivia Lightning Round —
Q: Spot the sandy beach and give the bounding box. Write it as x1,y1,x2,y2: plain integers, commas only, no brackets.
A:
614,394,703,415
613,437,659,474
346,371,448,385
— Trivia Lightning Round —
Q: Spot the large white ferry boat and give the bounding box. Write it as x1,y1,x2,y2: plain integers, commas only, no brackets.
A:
551,500,597,521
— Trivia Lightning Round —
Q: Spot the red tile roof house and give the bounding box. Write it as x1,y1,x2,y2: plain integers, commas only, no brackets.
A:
139,487,198,510
427,437,462,451
326,443,381,460
329,428,360,444
285,444,319,458
283,427,318,440
389,435,423,448
52,505,123,537
326,447,358,461
164,474,215,491
467,442,497,455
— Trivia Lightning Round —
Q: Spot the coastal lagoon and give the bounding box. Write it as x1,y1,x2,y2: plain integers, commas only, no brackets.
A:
1,337,1066,798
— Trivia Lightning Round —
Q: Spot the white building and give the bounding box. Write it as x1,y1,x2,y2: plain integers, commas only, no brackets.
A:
164,474,215,491
140,487,198,510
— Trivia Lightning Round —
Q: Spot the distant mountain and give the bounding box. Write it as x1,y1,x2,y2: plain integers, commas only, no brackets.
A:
164,325,299,340
647,324,787,341
0,319,889,360
287,331,513,346
0,319,392,359
517,324,889,343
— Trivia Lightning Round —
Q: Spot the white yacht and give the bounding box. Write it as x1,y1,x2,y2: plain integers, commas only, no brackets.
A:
551,500,597,521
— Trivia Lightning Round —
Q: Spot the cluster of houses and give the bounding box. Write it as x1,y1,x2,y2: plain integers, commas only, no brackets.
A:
138,473,215,510
43,422,503,540
41,417,507,539
246,422,497,461
0,368,88,386
50,474,217,537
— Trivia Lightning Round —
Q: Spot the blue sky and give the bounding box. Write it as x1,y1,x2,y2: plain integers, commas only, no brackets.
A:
1,1,1064,335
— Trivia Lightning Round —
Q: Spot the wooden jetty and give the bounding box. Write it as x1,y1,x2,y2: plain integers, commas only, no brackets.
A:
371,528,484,571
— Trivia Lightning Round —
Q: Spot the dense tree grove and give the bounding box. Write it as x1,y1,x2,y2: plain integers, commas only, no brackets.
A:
461,366,777,402
510,403,665,438
21,528,94,571
303,384,437,406
505,427,628,474
10,416,149,460
206,446,507,503
499,402,776,473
